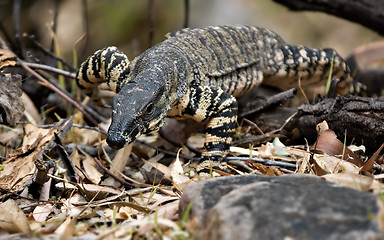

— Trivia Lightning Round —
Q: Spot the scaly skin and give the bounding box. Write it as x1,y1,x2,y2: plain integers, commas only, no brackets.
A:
76,25,352,160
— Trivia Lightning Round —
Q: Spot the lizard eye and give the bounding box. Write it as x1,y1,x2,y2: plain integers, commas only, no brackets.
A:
144,103,154,117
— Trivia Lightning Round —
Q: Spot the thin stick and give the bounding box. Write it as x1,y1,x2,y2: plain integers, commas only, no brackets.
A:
24,34,76,72
183,0,190,28
78,146,136,188
226,156,297,169
15,61,76,79
50,0,60,52
27,65,108,123
239,88,296,118
297,76,309,104
148,0,155,48
80,0,89,57
12,0,22,56
0,21,16,50
13,58,107,124
17,59,102,128
242,118,264,135
23,122,108,135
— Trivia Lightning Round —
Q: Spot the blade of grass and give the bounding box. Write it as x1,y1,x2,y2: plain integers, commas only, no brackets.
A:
179,197,195,228
325,50,335,95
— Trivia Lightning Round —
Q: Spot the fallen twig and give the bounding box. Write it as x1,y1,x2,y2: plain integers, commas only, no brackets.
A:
15,61,76,79
239,88,296,117
17,59,103,128
226,156,298,169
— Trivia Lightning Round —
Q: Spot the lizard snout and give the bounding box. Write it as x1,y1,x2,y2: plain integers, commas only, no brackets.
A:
106,133,126,149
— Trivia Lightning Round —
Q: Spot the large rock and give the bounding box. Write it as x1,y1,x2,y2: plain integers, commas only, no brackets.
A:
179,174,383,240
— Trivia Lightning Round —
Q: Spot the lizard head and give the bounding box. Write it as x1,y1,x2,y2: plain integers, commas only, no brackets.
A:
106,79,170,149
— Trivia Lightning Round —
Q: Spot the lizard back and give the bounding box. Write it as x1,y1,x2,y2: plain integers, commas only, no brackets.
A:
163,25,351,97
164,25,284,97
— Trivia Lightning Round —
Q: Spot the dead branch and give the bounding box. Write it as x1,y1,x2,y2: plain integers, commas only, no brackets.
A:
283,96,384,152
239,88,296,118
18,60,102,128
273,0,384,35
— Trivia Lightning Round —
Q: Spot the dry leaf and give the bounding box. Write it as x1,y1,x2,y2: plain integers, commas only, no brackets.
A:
56,182,122,200
313,154,360,175
0,118,72,191
348,145,366,154
298,151,311,174
322,172,374,191
170,149,189,185
312,129,364,167
70,148,81,177
151,201,179,220
115,206,134,220
258,142,275,159
110,143,133,175
361,142,384,173
0,199,31,234
186,133,205,150
0,49,17,69
71,126,102,146
0,126,23,145
246,162,283,176
55,215,77,240
22,92,41,125
316,120,329,135
82,155,103,184
143,156,172,181
33,204,54,222
350,40,384,68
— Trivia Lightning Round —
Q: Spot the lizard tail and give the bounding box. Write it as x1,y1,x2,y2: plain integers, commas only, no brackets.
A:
262,45,352,95
76,46,131,96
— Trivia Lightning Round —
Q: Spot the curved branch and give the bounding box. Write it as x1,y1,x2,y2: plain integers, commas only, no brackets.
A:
273,0,384,35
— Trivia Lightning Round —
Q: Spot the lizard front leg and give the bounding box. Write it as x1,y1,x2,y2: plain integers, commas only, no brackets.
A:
171,85,238,161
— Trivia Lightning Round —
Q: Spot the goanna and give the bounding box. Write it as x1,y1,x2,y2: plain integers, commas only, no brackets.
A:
76,25,352,160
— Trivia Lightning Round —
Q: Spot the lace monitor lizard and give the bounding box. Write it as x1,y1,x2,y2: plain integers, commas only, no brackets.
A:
76,25,352,161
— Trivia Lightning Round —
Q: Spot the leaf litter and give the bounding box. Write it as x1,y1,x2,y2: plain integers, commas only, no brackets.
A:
3,110,384,239
1,64,384,239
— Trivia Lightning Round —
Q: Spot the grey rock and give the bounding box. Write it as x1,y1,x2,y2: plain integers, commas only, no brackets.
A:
180,174,383,240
